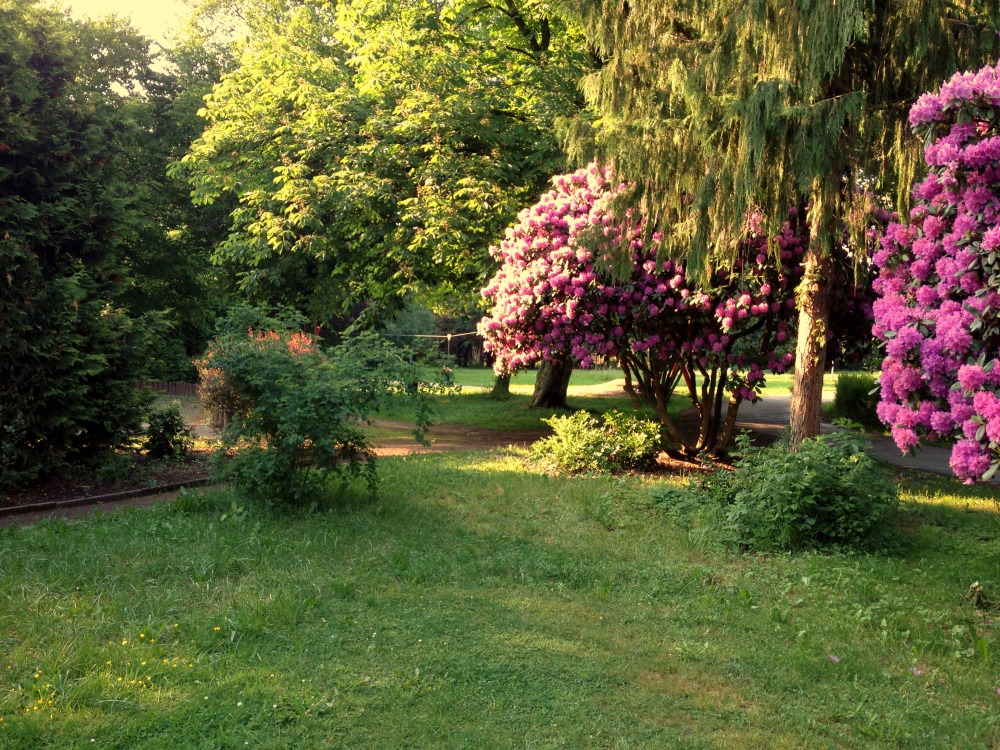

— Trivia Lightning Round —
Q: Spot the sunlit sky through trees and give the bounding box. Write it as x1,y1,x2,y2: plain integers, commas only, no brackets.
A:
63,0,188,43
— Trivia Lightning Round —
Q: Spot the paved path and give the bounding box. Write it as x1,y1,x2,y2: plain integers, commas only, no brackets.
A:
736,394,998,485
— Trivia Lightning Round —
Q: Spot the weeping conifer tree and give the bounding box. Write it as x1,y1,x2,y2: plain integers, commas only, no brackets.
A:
561,0,1000,446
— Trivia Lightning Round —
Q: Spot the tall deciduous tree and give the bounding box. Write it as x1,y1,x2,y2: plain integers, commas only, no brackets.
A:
0,1,161,486
174,0,591,326
114,25,241,380
560,0,1000,445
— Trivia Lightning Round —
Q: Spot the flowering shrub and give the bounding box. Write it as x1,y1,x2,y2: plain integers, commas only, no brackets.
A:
873,62,1000,482
197,328,315,422
196,310,434,505
479,163,805,456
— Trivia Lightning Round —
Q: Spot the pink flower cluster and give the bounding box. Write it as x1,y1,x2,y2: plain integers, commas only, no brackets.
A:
873,62,1000,482
478,163,804,409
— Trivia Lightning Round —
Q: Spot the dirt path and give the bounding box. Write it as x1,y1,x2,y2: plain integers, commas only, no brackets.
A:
370,419,549,456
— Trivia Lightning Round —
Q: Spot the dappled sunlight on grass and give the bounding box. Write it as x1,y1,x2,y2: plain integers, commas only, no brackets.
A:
897,473,1000,520
1,453,999,747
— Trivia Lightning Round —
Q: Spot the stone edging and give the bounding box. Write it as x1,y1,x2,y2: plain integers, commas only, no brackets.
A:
0,477,213,518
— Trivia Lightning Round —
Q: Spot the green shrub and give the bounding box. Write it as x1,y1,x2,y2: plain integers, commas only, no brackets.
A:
144,403,193,459
197,310,437,506
678,431,898,552
833,371,881,430
530,410,661,474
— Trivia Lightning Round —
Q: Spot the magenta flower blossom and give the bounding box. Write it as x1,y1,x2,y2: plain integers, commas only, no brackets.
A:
873,61,1000,481
478,163,810,455
480,162,885,455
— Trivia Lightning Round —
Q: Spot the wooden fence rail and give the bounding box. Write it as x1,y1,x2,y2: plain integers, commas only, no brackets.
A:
135,380,200,397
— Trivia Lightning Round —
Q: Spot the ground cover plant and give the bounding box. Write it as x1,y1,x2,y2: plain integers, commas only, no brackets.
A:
658,432,899,552
0,454,997,749
529,410,662,474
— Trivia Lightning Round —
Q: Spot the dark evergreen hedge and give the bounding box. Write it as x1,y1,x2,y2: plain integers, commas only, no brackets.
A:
0,2,153,488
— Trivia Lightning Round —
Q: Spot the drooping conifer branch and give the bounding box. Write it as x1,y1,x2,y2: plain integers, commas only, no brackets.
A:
561,0,1000,444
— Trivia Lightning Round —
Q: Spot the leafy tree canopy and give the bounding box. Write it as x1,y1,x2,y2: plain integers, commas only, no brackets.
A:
559,0,1000,443
562,0,1000,262
174,0,592,325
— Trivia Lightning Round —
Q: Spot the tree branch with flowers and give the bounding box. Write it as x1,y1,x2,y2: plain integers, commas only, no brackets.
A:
479,164,809,458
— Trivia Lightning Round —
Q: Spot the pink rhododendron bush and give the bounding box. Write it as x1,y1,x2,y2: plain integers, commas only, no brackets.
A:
873,62,1000,482
478,164,806,457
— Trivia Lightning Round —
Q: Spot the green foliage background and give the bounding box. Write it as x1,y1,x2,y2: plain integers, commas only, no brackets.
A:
0,1,160,486
174,0,592,324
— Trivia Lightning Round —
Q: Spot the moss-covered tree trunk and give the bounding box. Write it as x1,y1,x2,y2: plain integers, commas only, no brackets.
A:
531,359,572,409
789,244,834,448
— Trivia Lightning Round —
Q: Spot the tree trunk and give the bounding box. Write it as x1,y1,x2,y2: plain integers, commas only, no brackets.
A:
531,359,572,409
789,244,834,448
489,372,511,400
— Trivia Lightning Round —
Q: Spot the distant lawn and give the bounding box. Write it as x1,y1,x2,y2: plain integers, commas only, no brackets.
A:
381,390,666,432
0,456,997,748
447,366,626,393
754,371,845,400
381,368,857,433
449,367,845,399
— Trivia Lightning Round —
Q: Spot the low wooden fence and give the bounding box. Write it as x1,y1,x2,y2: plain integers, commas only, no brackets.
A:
135,380,200,397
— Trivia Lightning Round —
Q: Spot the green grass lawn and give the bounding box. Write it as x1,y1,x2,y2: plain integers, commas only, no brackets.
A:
382,391,669,431
0,455,998,749
392,368,845,433
445,366,626,394
448,367,843,398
